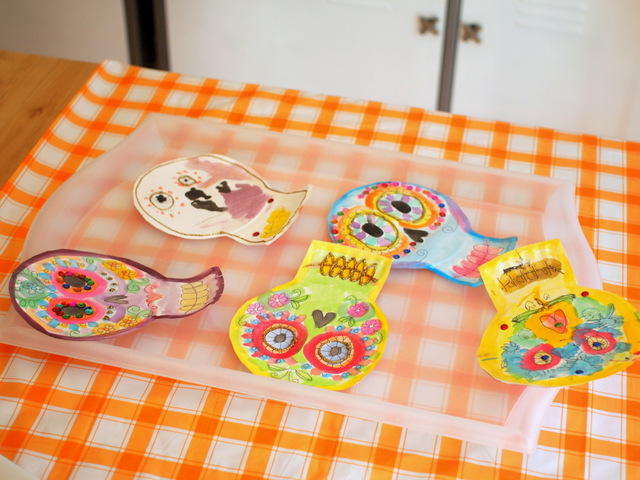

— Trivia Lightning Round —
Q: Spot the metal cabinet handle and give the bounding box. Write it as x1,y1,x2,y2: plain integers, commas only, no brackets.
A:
460,23,482,43
418,16,439,35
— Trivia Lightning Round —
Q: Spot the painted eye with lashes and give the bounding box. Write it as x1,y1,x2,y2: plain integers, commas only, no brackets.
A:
149,191,174,210
177,175,197,186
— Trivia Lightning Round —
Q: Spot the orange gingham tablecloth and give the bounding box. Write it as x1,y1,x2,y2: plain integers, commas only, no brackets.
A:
0,60,638,479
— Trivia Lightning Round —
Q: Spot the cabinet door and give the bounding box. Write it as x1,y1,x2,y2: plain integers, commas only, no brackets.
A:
451,0,640,141
0,0,129,64
165,0,445,109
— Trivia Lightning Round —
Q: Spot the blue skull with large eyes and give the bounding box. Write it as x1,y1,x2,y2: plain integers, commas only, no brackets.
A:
327,181,518,287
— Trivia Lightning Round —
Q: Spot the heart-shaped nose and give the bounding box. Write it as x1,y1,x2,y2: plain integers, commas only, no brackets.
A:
312,310,337,328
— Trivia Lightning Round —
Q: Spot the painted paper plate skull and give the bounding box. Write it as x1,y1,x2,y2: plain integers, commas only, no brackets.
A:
10,250,224,340
477,239,640,387
328,181,518,287
229,240,391,390
133,154,310,244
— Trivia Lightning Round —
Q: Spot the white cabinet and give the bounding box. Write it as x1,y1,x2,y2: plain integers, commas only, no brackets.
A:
452,0,640,140
166,0,640,141
0,0,129,64
165,0,446,110
3,0,639,140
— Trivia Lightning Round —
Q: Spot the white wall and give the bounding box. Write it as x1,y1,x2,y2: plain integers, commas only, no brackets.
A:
0,0,129,63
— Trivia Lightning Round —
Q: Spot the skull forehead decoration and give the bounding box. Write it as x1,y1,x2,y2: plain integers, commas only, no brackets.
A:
133,154,310,244
328,181,518,287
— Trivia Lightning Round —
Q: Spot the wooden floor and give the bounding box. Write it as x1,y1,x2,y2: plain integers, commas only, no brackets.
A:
0,50,97,187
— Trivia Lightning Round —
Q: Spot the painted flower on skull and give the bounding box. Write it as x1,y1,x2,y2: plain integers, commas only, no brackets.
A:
268,293,290,308
347,302,369,318
133,154,310,244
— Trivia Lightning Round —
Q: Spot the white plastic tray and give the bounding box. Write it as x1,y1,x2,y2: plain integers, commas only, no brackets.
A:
0,114,601,452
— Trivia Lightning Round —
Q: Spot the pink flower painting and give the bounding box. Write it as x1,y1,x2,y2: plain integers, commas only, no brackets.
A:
246,302,266,316
347,302,370,318
268,292,290,308
361,318,381,335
